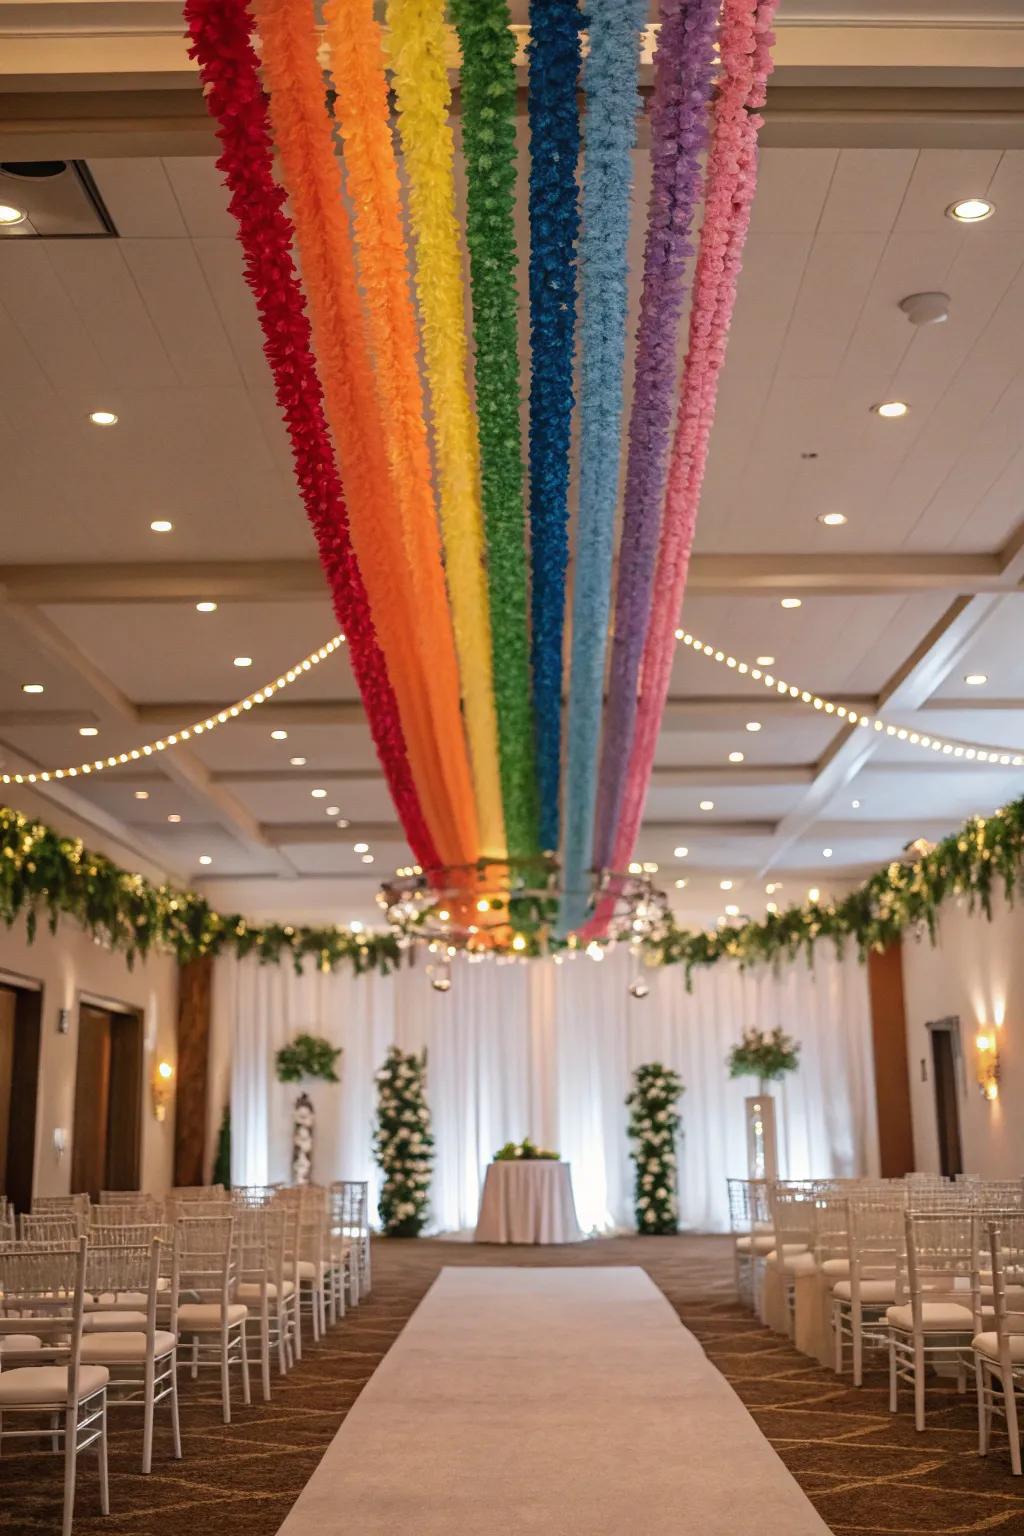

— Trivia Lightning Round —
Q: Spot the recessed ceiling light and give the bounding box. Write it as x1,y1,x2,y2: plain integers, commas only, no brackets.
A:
808,886,820,902
21,683,44,694
336,818,350,829
353,841,369,853
780,597,802,609
233,656,252,668
724,904,739,917
271,729,288,740
198,854,212,866
167,814,181,823
728,750,745,763
817,512,847,527
361,853,374,864
311,788,327,799
290,756,307,767
78,726,98,737
756,655,775,666
196,601,217,613
822,847,833,858
673,846,689,858
88,410,118,427
326,805,340,816
349,920,364,934
134,790,149,800
766,901,778,914
872,400,909,419
699,800,714,811
0,204,26,226
150,519,173,534
745,720,762,733
964,672,988,686
851,799,861,809
720,879,733,891
947,197,994,224
674,878,687,890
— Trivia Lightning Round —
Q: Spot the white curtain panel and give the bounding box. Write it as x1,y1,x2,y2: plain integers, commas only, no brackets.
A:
214,942,878,1233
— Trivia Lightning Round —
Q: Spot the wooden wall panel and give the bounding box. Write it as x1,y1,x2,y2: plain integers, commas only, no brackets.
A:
174,956,213,1186
867,940,916,1177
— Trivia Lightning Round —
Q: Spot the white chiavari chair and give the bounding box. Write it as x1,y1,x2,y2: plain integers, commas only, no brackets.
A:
175,1213,250,1424
295,1189,331,1342
974,1215,1024,1474
19,1213,80,1244
0,1239,110,1536
726,1178,773,1305
94,1197,163,1224
79,1237,181,1474
832,1196,904,1385
235,1206,293,1399
329,1180,366,1307
170,1185,226,1200
765,1183,818,1335
888,1210,980,1430
231,1186,277,1208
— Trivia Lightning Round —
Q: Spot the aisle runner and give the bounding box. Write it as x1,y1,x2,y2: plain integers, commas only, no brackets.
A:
277,1267,831,1535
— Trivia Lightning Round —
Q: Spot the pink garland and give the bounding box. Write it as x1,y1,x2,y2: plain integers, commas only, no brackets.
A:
600,0,777,906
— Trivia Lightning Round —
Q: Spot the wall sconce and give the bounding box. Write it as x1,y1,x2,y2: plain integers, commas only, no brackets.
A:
974,1029,1000,1101
152,1059,175,1122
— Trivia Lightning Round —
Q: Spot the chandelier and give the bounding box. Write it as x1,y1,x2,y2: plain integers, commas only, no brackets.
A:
377,860,670,994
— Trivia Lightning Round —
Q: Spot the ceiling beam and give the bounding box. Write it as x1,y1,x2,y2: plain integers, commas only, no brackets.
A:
3,551,1019,605
3,603,298,874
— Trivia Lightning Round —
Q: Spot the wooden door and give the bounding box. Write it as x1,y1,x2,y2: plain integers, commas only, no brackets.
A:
930,1027,963,1179
71,1005,112,1199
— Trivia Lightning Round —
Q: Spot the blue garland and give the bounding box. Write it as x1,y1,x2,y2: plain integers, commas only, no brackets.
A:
558,0,644,933
526,0,583,854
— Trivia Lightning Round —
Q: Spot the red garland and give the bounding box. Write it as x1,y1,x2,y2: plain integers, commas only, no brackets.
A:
185,0,439,870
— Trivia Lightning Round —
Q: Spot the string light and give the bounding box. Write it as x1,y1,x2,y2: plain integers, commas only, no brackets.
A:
0,636,345,788
674,630,1024,767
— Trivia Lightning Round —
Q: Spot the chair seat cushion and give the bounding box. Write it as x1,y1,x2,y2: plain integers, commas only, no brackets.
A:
297,1260,329,1280
821,1258,851,1278
236,1280,295,1302
178,1302,247,1330
886,1302,975,1332
766,1249,816,1274
972,1331,1024,1364
0,1334,43,1355
81,1331,176,1363
83,1310,148,1332
0,1365,109,1406
833,1279,896,1302
735,1234,776,1255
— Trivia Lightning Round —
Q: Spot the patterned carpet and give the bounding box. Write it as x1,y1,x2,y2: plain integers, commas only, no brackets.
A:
2,1234,1023,1535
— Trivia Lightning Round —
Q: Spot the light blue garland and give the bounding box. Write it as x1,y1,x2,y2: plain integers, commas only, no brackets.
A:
526,0,583,854
558,0,645,934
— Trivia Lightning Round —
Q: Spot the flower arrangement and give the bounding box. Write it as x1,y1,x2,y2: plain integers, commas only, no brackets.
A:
373,1046,434,1237
274,1032,342,1083
728,1027,800,1083
493,1137,560,1162
626,1062,684,1234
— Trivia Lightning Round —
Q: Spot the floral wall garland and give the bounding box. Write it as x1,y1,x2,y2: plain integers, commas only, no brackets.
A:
3,798,1024,981
373,1045,434,1237
626,1062,684,1233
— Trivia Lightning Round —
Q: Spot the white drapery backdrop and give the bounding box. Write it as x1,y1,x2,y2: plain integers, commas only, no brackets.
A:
211,944,878,1233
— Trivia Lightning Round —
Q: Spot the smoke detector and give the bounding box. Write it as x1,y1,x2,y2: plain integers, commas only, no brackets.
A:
899,292,950,327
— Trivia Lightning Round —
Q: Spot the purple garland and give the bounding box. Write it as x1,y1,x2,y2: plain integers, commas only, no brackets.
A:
592,0,719,868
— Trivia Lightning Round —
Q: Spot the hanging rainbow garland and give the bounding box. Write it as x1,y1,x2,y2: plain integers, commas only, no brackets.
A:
186,0,779,941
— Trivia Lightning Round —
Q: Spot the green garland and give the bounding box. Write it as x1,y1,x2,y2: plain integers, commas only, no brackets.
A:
493,1136,559,1161
373,1046,434,1237
275,1033,342,1084
626,1062,684,1234
450,0,540,860
3,798,1024,982
728,1027,799,1082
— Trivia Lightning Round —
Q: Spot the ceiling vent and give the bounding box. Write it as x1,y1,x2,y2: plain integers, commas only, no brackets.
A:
0,161,117,239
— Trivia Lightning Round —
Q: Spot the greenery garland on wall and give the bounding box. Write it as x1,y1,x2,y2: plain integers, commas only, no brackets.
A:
626,1062,684,1233
373,1045,434,1237
3,798,1024,981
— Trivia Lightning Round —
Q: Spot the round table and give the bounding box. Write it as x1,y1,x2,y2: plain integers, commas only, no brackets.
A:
474,1160,584,1244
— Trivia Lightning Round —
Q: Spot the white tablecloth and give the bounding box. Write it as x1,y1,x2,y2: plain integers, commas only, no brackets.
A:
474,1161,584,1244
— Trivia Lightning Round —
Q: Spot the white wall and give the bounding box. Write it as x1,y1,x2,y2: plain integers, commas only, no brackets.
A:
0,790,179,1198
901,893,1024,1178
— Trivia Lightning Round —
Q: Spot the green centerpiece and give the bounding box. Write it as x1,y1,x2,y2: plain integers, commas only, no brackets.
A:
493,1137,560,1161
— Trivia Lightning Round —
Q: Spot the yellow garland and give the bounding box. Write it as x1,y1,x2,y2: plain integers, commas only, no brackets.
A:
385,0,506,860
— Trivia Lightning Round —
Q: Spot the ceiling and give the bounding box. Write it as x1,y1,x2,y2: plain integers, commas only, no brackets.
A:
1,4,1023,933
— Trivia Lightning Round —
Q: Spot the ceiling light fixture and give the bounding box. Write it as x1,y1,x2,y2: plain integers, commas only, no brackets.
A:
817,511,847,527
196,601,217,613
947,196,994,224
822,847,833,858
150,519,173,534
851,799,861,809
728,750,745,763
766,901,778,914
336,818,350,829
745,720,762,733
21,683,44,694
724,904,740,917
290,756,307,766
720,879,733,891
361,853,374,864
964,673,988,687
699,799,714,811
755,655,775,667
88,410,118,426
326,805,340,816
807,886,820,902
78,726,98,737
0,204,27,226
872,400,909,419
780,597,802,609
674,878,687,890
311,788,327,799
198,855,212,866
233,656,252,668
270,729,288,740
134,790,149,800
167,814,181,823
353,842,369,853
673,846,688,858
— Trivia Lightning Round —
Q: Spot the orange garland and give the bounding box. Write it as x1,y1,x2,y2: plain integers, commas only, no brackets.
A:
322,0,480,867
254,0,465,864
